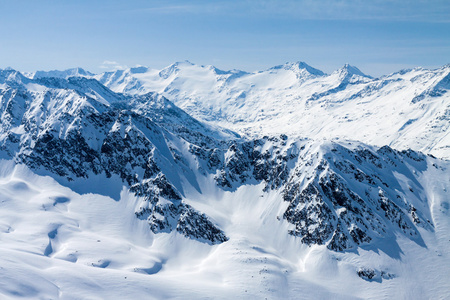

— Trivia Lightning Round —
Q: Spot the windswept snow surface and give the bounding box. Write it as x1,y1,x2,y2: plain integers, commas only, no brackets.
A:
0,153,449,299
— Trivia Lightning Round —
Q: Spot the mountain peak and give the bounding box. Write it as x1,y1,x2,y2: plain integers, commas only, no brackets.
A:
201,64,228,75
73,67,92,75
0,68,29,85
438,63,450,72
33,67,94,79
293,61,325,76
269,61,325,76
158,61,195,79
337,64,371,78
172,60,195,67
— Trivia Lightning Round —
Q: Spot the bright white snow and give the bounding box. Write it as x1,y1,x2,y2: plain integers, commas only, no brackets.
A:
95,62,450,160
0,63,449,299
0,150,449,299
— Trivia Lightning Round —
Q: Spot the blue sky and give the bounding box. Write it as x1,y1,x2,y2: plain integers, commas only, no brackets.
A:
0,0,449,76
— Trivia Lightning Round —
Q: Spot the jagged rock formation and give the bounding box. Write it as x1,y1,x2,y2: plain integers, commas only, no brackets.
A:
0,67,445,252
188,135,434,251
0,69,229,244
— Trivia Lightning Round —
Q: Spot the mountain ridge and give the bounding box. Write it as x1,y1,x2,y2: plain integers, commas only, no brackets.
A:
87,61,450,159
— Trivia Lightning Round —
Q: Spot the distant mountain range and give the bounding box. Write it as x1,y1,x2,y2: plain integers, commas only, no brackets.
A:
24,61,450,159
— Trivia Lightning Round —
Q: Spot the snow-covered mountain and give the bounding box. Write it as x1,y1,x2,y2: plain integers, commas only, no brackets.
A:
0,65,449,299
93,61,450,160
31,67,94,79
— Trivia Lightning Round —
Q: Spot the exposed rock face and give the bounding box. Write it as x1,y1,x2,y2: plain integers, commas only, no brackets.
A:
194,136,434,251
0,71,439,250
357,268,395,282
0,73,229,244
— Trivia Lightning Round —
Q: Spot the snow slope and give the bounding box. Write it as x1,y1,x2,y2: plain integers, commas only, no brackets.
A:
0,145,449,299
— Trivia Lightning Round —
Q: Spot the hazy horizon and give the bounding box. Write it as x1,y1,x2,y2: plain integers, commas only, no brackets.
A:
1,0,449,77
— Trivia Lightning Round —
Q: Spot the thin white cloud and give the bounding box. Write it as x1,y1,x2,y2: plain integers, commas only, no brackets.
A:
241,0,450,22
129,0,450,23
125,3,225,15
100,61,128,71
139,5,198,13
